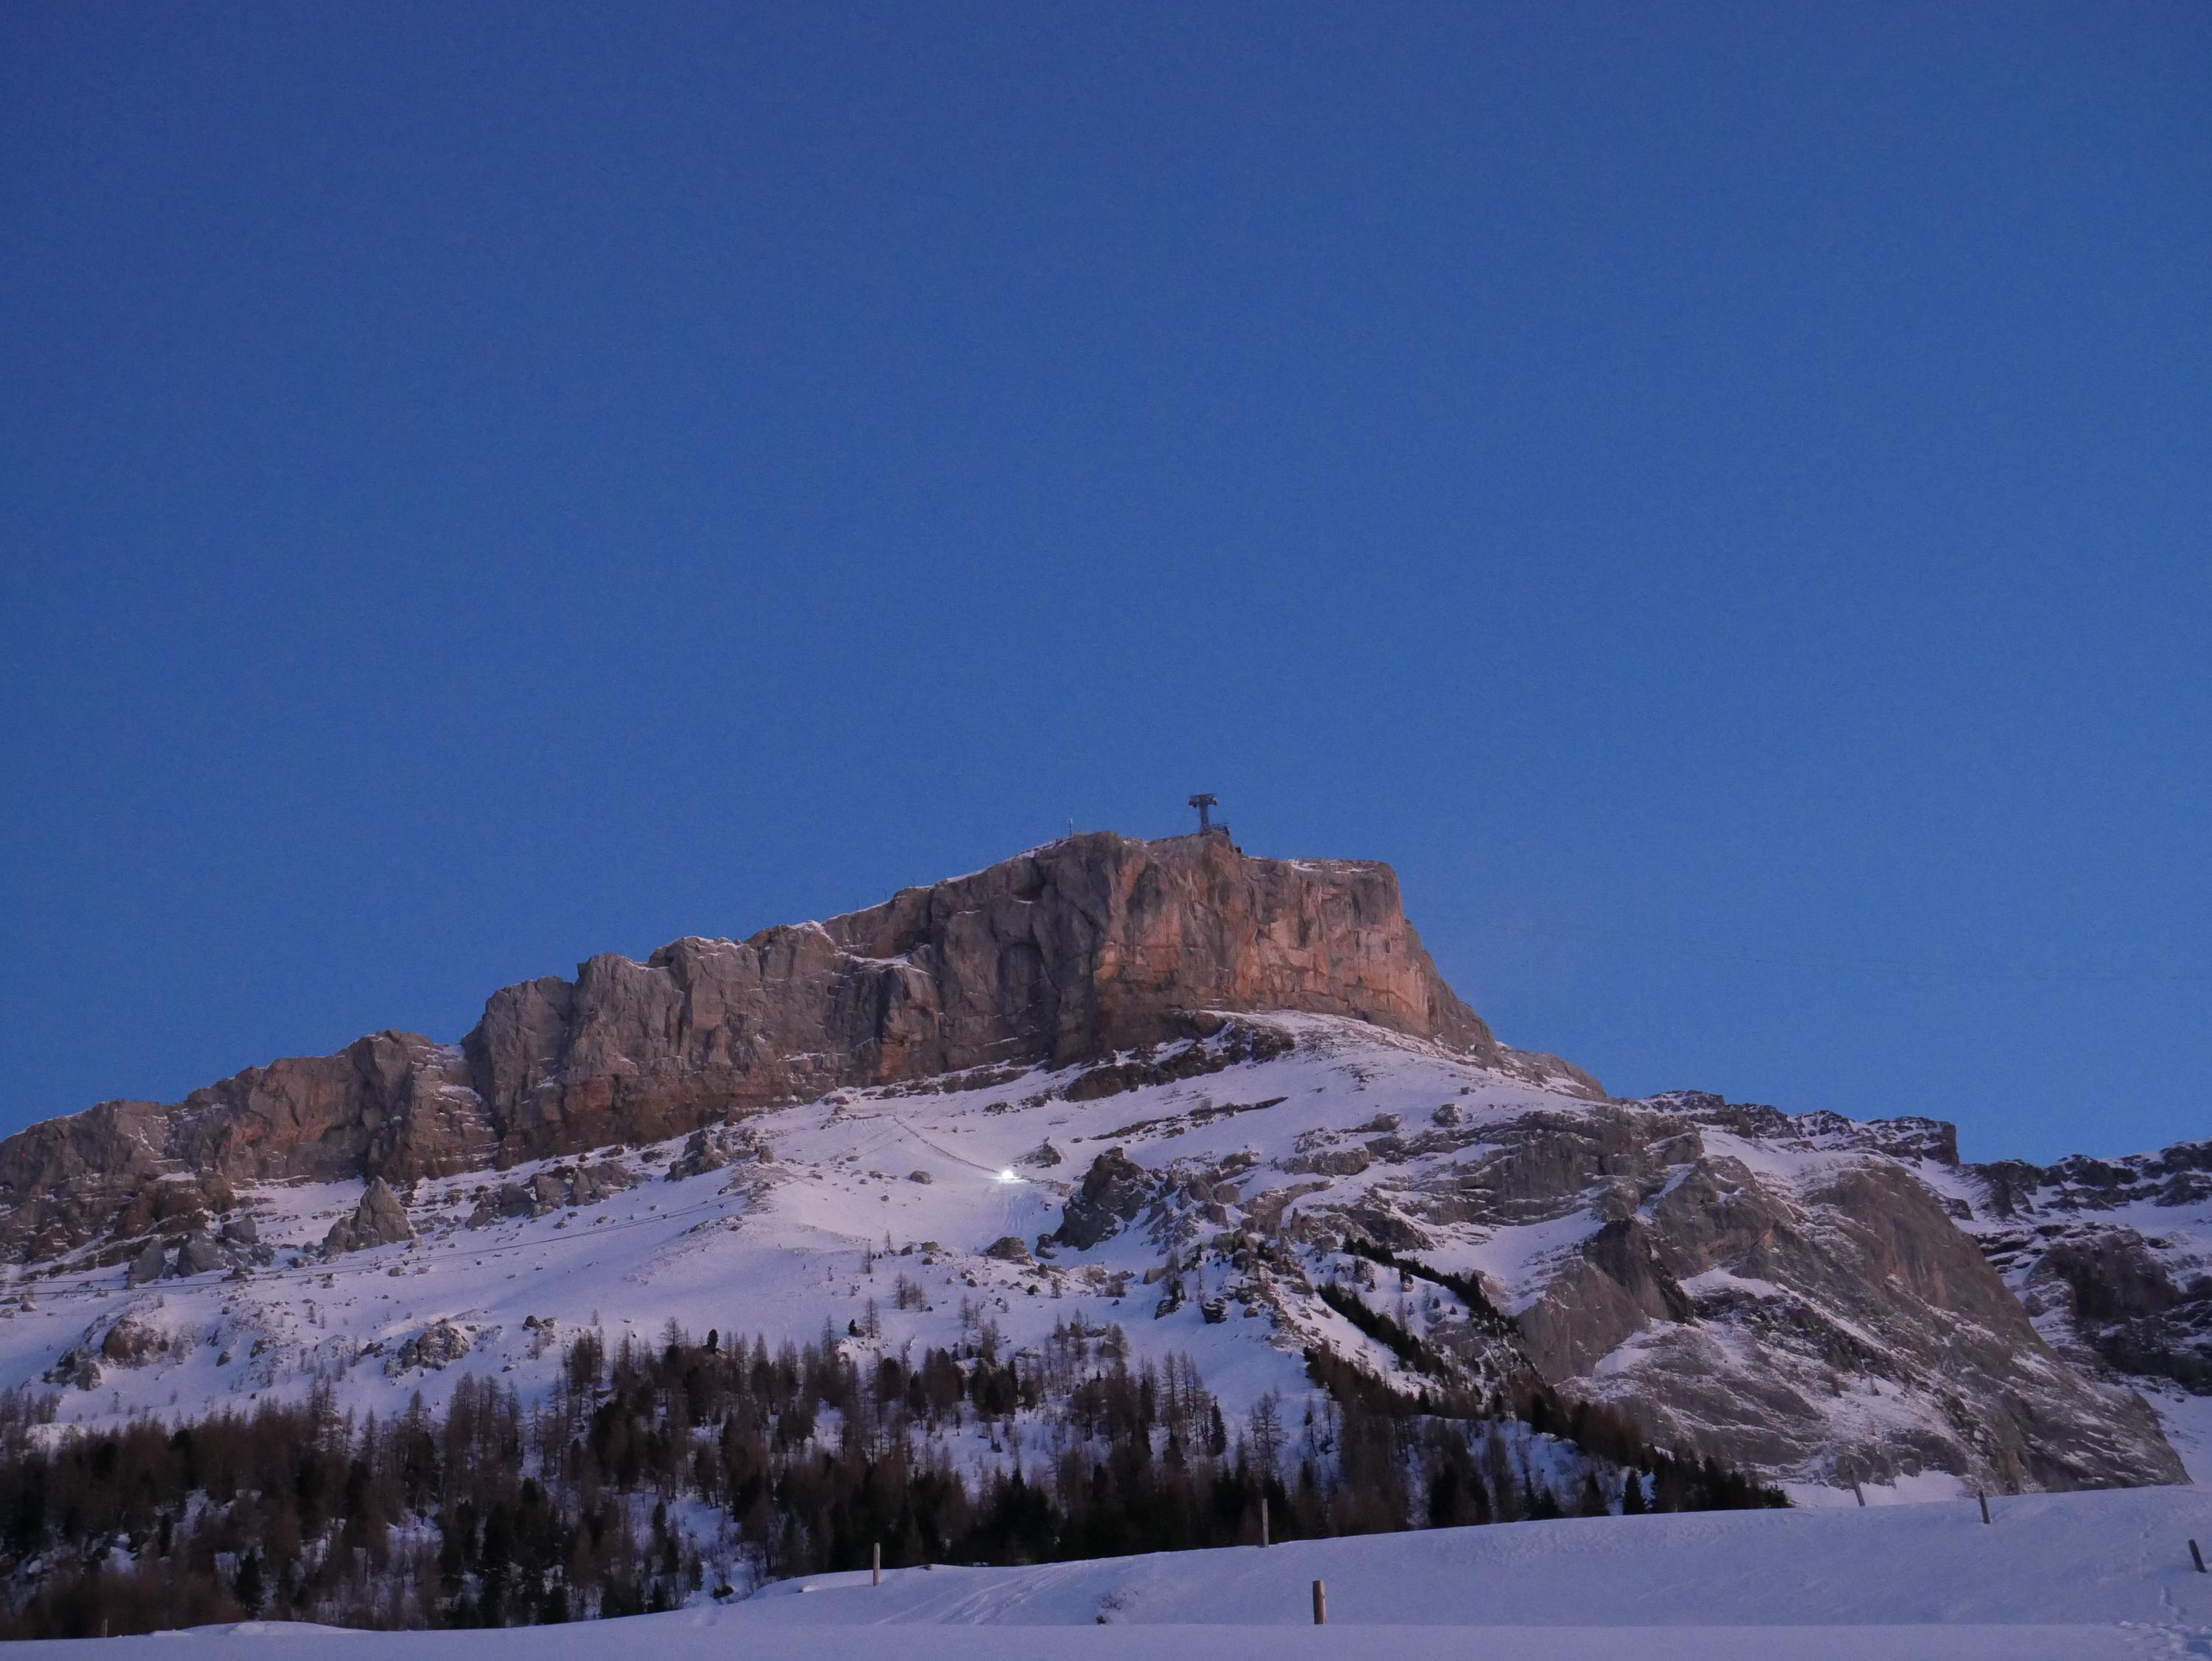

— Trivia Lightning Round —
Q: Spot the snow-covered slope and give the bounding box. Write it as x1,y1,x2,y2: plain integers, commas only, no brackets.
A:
740,1482,2212,1640
0,1015,2183,1497
29,1485,2212,1659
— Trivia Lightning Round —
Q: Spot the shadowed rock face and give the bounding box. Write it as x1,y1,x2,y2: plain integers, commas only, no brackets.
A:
1967,1138,2212,1399
1,832,1572,1258
1051,1148,1155,1250
1520,1149,2184,1491
2029,1233,2212,1393
1290,1092,2184,1493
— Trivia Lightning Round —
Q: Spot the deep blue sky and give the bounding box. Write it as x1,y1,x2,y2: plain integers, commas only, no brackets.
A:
4,5,2208,1163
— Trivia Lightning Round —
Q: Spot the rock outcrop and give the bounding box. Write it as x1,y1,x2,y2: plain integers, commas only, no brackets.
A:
173,1229,226,1276
42,1315,174,1393
1051,1147,1155,1250
387,1320,473,1375
664,1129,731,1183
125,1238,167,1286
465,1159,639,1227
2,832,1588,1260
0,1033,484,1261
1068,1072,2186,1494
98,1315,170,1368
1504,1132,2185,1492
322,1178,414,1256
1964,1138,2212,1399
2029,1233,2212,1392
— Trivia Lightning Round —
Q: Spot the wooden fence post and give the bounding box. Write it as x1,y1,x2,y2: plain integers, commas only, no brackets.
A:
1312,1578,1327,1626
1261,1495,1270,1547
873,1542,882,1587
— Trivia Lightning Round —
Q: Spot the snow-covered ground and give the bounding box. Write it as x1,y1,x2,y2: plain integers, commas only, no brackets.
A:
2148,1390,2212,1487
16,1485,2212,1658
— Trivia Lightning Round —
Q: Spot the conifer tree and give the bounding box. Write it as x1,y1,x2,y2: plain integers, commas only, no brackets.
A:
234,1550,265,1618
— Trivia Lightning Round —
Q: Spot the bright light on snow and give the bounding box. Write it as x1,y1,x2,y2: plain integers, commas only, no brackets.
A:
997,1168,1018,1183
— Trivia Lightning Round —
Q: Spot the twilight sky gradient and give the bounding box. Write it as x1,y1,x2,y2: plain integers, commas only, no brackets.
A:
3,4,2208,1163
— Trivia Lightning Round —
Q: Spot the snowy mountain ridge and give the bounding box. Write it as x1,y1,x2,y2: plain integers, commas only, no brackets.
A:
0,829,2202,1510
1,1004,2196,1499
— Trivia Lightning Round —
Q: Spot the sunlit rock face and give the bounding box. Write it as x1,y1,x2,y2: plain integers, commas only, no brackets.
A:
2,831,1590,1257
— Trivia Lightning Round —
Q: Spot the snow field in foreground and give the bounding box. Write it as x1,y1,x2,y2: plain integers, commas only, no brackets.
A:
23,1482,2212,1660
20,1625,2185,1661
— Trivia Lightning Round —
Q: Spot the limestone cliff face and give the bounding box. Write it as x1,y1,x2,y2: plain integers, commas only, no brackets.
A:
462,830,1585,1166
1,832,1570,1258
0,1032,490,1261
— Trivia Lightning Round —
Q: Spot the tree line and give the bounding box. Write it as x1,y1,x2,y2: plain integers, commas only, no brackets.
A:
0,1309,1781,1638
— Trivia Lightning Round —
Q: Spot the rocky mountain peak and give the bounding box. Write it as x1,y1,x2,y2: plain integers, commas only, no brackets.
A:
0,832,2199,1505
1,831,1586,1261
